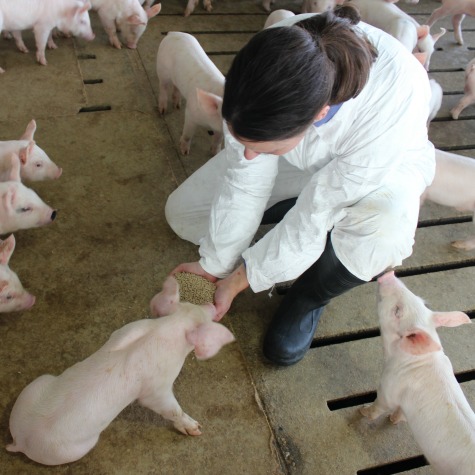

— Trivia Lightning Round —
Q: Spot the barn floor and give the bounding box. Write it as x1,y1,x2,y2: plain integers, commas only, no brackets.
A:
0,1,474,474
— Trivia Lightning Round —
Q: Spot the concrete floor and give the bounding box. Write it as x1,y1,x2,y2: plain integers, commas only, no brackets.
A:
0,0,474,474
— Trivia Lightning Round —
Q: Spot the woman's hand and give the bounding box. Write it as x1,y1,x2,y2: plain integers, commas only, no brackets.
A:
170,261,218,283
214,263,250,320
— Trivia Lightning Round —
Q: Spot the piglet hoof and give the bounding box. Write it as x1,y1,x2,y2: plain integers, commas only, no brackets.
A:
18,46,29,54
389,408,405,424
110,38,122,49
359,404,381,420
174,414,202,436
179,140,191,155
450,109,460,120
47,41,58,50
0,67,5,74
36,53,47,66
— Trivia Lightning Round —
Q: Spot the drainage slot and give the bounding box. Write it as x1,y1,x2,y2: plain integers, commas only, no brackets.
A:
440,144,475,151
79,105,112,113
456,369,475,383
357,455,428,474
327,391,376,411
78,53,96,60
428,68,464,73
83,79,103,84
311,328,380,349
443,91,464,95
418,215,472,228
396,259,475,277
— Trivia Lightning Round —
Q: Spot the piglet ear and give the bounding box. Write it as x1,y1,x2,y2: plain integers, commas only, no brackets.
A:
413,52,427,66
400,328,441,355
196,89,222,116
149,276,180,317
20,120,36,141
187,322,235,360
146,3,161,18
433,311,471,328
432,27,446,43
0,234,15,265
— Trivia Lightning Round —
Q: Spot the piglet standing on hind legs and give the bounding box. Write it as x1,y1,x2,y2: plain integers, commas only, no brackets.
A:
360,271,475,475
156,32,225,155
6,276,234,466
421,149,475,250
90,0,161,49
0,0,95,72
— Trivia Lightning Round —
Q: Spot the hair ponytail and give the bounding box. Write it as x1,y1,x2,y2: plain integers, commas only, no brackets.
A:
295,12,378,104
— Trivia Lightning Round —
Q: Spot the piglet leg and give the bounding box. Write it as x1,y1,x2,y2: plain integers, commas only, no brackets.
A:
139,390,202,436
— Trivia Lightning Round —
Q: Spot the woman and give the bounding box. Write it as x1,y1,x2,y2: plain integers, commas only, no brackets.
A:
165,10,435,366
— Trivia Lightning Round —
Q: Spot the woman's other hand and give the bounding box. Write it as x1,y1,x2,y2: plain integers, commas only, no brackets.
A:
214,263,250,320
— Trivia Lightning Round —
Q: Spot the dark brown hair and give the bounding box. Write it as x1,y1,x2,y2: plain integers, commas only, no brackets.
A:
222,10,378,141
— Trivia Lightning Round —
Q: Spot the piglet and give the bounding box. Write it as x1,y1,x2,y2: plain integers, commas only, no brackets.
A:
6,276,234,466
301,0,345,13
350,0,445,71
184,0,213,16
0,120,62,181
0,181,56,234
360,271,475,475
0,0,95,71
264,9,295,29
421,149,475,250
0,234,36,312
156,32,225,155
451,58,475,120
428,0,475,45
91,0,161,49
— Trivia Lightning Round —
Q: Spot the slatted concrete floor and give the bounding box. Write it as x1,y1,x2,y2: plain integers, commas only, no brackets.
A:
0,1,474,474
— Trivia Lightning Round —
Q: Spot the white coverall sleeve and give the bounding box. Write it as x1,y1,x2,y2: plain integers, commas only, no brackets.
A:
198,126,280,278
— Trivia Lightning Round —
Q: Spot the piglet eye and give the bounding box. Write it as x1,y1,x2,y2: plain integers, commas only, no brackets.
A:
35,162,43,168
6,294,12,300
20,207,31,213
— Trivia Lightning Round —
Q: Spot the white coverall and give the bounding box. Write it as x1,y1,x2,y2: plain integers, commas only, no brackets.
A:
165,18,436,293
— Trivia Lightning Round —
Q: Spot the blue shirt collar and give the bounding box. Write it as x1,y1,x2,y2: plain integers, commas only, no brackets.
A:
314,103,343,127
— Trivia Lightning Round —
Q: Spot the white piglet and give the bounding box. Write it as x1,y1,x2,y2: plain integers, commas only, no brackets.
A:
7,276,234,466
301,0,345,13
91,0,161,49
428,0,475,45
451,58,475,120
184,0,213,16
350,0,445,70
0,181,57,234
360,271,475,475
0,0,95,71
0,120,62,181
264,10,295,29
156,32,225,155
421,149,475,250
0,234,36,313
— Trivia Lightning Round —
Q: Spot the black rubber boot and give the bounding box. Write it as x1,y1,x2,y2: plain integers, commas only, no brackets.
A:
261,197,297,225
263,235,366,366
